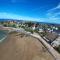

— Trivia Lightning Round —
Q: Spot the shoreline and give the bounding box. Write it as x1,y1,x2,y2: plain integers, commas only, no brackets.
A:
0,36,7,43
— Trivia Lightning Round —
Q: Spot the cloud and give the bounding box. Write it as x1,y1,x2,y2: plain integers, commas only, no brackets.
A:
56,3,60,9
0,12,21,19
47,3,60,13
46,3,60,24
0,12,60,24
30,3,60,24
0,12,42,21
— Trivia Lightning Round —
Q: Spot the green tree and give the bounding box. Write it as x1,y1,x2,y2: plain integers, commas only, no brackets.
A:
25,21,33,27
3,23,8,27
58,27,60,30
8,23,16,28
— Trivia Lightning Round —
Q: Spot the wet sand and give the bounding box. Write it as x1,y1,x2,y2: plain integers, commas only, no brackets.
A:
0,32,54,60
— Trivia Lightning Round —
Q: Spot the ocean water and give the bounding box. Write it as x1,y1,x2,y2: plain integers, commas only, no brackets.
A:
0,30,8,42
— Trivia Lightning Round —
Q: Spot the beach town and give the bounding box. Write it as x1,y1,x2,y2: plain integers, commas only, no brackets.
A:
0,20,60,60
0,0,60,60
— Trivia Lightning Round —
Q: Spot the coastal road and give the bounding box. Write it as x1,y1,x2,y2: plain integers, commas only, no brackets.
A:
30,33,60,60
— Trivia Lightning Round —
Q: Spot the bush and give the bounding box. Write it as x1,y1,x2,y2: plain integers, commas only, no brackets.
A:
19,25,21,28
8,24,17,28
3,23,8,27
21,26,25,29
34,29,39,33
25,28,34,34
54,45,60,53
38,32,47,37
58,27,60,30
12,24,17,28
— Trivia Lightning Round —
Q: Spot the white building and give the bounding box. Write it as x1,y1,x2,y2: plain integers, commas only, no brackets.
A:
51,36,60,47
32,26,35,30
39,28,43,32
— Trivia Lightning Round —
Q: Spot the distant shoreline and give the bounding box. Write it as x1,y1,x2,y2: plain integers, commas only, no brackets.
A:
0,19,60,25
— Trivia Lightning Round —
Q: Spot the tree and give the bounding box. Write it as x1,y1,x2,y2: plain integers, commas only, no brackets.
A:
54,45,60,53
58,27,60,30
3,23,8,27
25,21,33,27
12,24,17,28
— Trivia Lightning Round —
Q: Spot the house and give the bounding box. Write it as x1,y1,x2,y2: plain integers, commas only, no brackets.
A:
44,31,58,44
51,36,60,47
39,28,43,32
32,24,36,30
53,30,60,35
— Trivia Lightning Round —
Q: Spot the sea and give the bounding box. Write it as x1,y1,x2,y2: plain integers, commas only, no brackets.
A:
0,30,8,43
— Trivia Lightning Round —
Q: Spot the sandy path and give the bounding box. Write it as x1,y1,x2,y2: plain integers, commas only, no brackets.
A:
0,32,54,60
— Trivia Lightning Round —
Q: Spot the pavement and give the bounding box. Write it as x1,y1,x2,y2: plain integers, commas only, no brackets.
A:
29,33,60,60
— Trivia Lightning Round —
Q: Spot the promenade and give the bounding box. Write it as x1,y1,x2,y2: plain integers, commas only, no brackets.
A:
29,33,60,60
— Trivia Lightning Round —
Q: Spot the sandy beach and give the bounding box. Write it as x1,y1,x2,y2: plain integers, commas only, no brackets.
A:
0,32,54,60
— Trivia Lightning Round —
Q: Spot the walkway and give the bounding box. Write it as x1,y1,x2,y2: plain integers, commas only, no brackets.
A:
29,33,60,60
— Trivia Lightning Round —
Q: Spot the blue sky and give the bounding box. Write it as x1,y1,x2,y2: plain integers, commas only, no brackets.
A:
0,0,60,24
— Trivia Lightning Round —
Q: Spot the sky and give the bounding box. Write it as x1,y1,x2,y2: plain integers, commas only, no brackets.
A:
0,0,60,24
